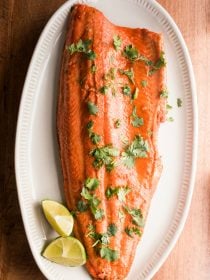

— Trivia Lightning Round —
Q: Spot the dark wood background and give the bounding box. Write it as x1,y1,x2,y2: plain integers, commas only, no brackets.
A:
0,1,209,279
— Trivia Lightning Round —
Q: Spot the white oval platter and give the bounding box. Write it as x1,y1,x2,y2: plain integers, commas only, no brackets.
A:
15,0,197,279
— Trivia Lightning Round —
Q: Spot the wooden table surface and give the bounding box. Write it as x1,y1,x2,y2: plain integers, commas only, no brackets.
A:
1,0,209,279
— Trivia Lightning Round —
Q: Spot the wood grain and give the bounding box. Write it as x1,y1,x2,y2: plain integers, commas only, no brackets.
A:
0,0,209,279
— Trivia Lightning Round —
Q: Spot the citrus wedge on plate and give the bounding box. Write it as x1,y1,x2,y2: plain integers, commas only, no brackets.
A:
42,237,86,266
42,200,74,237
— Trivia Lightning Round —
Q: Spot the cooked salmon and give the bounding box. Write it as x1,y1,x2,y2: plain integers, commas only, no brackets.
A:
57,4,166,279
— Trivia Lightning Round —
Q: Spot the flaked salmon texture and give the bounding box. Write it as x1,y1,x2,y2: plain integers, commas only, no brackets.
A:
57,4,166,280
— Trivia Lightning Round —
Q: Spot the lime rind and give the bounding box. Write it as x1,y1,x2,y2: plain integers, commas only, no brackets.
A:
42,237,86,267
42,200,74,237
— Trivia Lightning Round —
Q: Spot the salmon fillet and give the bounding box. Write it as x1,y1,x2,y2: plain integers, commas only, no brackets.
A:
57,4,166,280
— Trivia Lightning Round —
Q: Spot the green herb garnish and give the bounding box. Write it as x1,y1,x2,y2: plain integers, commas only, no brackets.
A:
100,247,119,262
107,224,118,236
125,227,142,237
141,80,147,87
160,88,168,98
90,145,119,171
105,186,130,202
67,39,96,60
177,98,183,107
114,119,121,128
131,106,144,128
121,135,149,168
77,200,88,212
90,132,101,144
87,101,98,115
166,104,173,110
85,177,99,190
124,206,144,227
149,52,166,75
91,64,97,73
119,68,135,84
113,35,122,51
99,85,109,94
167,117,174,122
87,120,94,129
123,45,139,61
80,187,104,220
122,85,131,96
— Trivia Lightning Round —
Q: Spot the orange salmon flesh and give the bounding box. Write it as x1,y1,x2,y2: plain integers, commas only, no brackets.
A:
57,4,166,280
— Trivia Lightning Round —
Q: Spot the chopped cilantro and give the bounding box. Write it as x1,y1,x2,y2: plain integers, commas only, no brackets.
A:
177,98,183,107
91,64,97,73
87,101,98,115
122,85,131,96
100,247,119,262
141,80,147,87
125,227,142,237
113,35,122,51
124,206,144,227
77,200,88,212
67,39,96,60
119,68,135,83
104,68,116,81
90,132,101,144
99,85,109,94
160,88,168,98
105,187,119,198
167,116,174,122
80,187,104,220
131,106,144,127
90,145,119,171
87,120,94,130
123,45,139,61
166,103,173,110
114,119,121,128
107,224,118,236
121,135,149,168
85,177,99,191
149,52,166,75
105,186,130,202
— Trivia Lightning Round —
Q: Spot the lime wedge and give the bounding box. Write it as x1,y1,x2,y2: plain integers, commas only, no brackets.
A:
42,200,74,237
42,237,86,266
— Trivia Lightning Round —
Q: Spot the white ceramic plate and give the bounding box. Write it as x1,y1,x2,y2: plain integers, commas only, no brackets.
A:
15,0,197,279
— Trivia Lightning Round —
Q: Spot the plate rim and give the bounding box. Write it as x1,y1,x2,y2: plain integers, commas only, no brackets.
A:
15,0,198,279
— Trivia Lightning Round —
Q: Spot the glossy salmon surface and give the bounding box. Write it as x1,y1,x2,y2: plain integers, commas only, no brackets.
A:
57,4,166,280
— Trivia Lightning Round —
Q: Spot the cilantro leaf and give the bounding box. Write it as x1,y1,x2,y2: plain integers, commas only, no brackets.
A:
67,39,96,60
160,88,168,98
124,206,144,227
91,207,104,220
141,80,147,87
125,227,142,237
77,200,88,212
91,64,97,73
122,85,131,96
99,85,109,94
131,106,144,127
113,35,122,51
87,101,98,115
85,177,99,191
121,135,149,168
119,68,135,83
107,224,118,236
105,186,130,202
90,145,119,171
177,98,183,107
117,186,131,202
90,132,101,144
123,45,139,61
100,247,119,262
149,52,166,75
114,119,121,128
87,120,94,130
